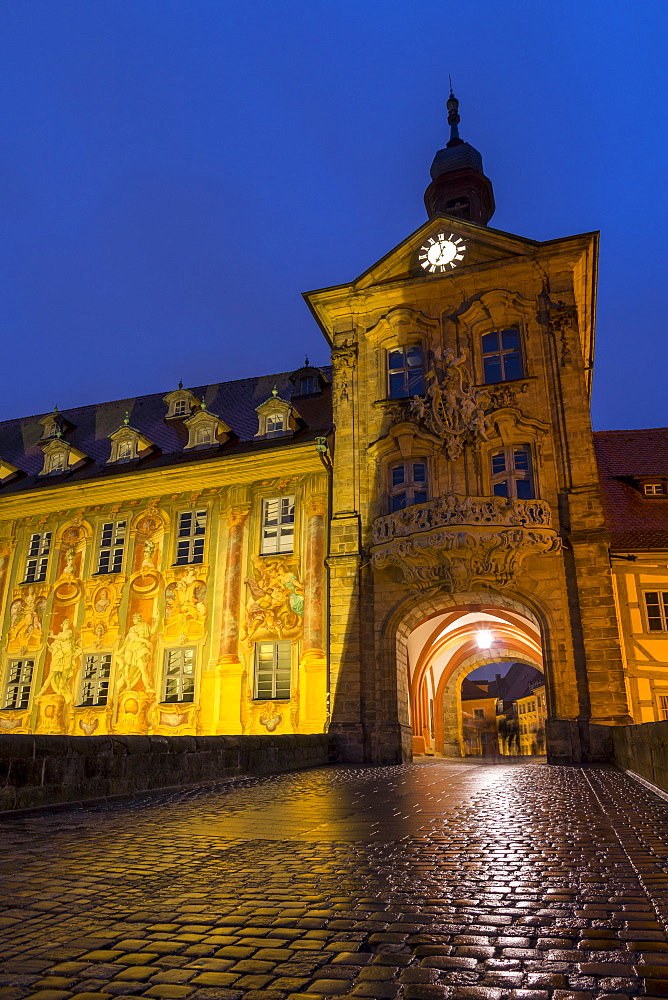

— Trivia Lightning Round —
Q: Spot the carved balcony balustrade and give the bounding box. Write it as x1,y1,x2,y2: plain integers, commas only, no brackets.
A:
370,493,561,592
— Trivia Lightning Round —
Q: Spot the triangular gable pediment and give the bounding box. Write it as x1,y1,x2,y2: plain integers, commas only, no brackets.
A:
353,216,540,291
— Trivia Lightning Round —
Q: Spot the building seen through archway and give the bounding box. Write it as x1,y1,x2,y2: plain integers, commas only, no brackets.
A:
404,602,544,757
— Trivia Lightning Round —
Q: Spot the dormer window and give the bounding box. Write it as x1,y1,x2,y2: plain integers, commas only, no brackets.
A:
643,482,666,497
38,407,67,441
266,415,285,437
107,417,155,464
38,438,87,477
183,405,231,450
255,390,299,440
196,426,213,446
299,376,316,395
163,388,200,420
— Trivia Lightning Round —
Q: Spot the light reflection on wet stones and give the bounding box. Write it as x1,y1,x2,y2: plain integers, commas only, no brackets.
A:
2,761,668,1000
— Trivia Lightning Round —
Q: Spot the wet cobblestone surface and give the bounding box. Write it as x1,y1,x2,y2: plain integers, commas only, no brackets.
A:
3,760,668,1000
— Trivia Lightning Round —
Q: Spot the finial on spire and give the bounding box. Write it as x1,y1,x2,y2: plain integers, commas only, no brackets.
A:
123,411,130,425
446,86,461,146
304,355,310,367
271,385,279,397
178,380,183,390
200,397,207,410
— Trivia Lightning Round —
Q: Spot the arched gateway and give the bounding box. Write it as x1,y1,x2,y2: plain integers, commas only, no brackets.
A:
308,92,633,766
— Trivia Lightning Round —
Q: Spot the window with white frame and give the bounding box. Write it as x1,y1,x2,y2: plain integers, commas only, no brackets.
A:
481,328,524,383
3,659,34,710
47,451,67,474
266,414,285,437
389,460,428,512
173,398,188,416
491,446,534,499
195,425,213,446
97,520,126,574
261,497,295,554
117,440,133,461
24,532,51,583
162,647,196,703
175,510,207,565
645,592,668,632
254,641,291,700
79,653,111,707
387,344,425,399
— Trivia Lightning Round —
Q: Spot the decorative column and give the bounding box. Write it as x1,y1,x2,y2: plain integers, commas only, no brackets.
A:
298,491,328,733
200,503,249,735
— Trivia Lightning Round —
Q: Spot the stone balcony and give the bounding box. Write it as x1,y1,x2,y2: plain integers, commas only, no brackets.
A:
370,493,562,591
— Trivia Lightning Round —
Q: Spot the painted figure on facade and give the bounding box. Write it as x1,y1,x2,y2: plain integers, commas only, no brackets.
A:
164,568,207,642
37,619,82,703
115,614,157,695
7,590,46,654
241,556,304,645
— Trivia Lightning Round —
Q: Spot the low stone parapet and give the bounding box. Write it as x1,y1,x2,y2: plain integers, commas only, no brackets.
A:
0,733,332,813
611,720,668,794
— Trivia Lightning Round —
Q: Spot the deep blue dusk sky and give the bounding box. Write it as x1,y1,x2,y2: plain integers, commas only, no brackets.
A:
1,1,665,429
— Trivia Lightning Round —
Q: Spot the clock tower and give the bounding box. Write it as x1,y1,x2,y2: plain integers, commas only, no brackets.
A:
305,94,632,766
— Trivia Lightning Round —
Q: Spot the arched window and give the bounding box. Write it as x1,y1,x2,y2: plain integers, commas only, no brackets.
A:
196,426,212,446
173,399,188,416
299,376,316,395
491,445,534,499
481,328,524,383
117,440,133,461
49,452,66,474
387,344,425,399
389,460,428,512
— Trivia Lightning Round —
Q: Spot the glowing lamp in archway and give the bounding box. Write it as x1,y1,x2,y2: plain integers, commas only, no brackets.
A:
476,630,493,650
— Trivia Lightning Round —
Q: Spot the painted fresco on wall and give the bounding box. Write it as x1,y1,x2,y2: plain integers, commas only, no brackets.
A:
7,588,48,655
241,555,304,645
163,567,207,643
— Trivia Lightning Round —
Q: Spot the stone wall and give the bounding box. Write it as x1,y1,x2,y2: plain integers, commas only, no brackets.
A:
0,733,331,813
612,721,668,794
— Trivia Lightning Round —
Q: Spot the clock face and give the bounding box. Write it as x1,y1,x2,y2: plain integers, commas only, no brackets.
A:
418,232,466,273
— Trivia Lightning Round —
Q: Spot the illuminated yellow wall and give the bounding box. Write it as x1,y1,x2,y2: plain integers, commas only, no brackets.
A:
612,556,668,724
0,447,329,738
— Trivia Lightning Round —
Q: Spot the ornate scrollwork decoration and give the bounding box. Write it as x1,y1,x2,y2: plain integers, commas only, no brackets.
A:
547,300,579,366
370,492,561,592
331,341,357,406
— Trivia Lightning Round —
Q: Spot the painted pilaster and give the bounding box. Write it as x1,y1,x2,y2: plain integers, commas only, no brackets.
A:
298,488,328,733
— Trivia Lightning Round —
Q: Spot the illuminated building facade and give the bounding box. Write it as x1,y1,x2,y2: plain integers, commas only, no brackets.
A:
0,93,663,762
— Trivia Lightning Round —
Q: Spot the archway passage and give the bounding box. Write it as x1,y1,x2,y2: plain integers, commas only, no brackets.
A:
405,603,544,756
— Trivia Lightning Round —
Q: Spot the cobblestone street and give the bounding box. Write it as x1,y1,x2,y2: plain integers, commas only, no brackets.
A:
3,761,668,1000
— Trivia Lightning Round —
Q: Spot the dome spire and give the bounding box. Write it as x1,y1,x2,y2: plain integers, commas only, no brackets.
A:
446,82,462,146
423,88,495,226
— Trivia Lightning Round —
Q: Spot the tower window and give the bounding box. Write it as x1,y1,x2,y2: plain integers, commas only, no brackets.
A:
299,376,317,395
389,460,428,512
176,510,207,564
24,532,51,584
491,446,534,499
3,659,34,711
481,328,524,383
98,520,126,574
446,197,471,219
261,497,295,554
79,653,112,707
162,648,196,703
254,641,291,700
387,345,425,399
645,592,668,632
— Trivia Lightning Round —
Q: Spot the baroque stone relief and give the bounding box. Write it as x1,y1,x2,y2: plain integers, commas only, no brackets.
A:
547,300,579,366
407,347,492,460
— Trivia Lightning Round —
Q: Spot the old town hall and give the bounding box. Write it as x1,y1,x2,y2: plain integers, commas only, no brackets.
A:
0,94,666,764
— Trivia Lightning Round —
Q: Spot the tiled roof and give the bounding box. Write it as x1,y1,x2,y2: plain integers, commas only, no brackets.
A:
594,428,668,550
0,367,333,496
